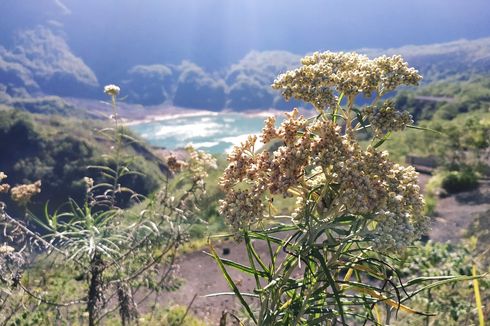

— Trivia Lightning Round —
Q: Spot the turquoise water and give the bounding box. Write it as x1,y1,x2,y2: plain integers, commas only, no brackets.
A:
129,112,278,153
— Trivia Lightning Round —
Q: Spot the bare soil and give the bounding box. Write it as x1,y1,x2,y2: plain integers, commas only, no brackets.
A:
429,179,490,242
155,241,263,324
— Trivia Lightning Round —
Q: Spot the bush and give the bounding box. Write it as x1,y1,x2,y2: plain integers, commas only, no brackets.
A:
441,169,479,193
424,195,437,216
163,306,205,326
134,305,206,326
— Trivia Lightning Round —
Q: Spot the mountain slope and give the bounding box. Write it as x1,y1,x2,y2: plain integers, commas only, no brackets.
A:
0,107,169,217
1,15,490,110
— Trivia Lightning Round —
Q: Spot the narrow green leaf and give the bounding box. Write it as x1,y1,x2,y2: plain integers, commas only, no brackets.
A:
208,242,257,324
352,108,369,132
205,292,259,298
401,274,486,302
373,131,391,148
87,165,117,174
406,125,443,135
203,252,269,278
245,232,271,278
333,93,344,123
310,249,346,324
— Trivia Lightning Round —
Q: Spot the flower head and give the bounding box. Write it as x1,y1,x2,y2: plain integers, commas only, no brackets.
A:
0,245,15,254
220,51,428,251
272,52,421,111
104,84,120,97
84,177,94,191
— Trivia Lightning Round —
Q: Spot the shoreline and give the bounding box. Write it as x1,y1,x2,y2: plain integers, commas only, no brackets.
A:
64,96,314,126
122,110,218,126
123,106,314,126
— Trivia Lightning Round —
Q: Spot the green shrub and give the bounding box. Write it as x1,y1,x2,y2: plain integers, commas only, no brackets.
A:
441,169,478,193
163,305,205,326
424,195,437,216
394,241,490,325
134,305,206,326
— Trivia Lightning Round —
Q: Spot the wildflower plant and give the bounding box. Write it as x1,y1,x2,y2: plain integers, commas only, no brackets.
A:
0,85,216,325
0,173,45,325
212,52,481,325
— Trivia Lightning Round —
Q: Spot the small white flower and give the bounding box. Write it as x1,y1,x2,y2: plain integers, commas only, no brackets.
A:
104,84,120,97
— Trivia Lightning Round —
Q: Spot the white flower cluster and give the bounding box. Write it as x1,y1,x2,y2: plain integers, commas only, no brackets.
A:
220,52,428,251
364,101,413,137
0,246,25,290
0,244,15,254
185,145,218,181
272,52,421,110
219,188,265,231
220,108,428,251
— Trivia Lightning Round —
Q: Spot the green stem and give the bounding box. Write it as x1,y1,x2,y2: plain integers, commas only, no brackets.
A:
346,95,355,134
370,92,381,107
244,232,262,293
292,282,321,326
425,289,431,326
262,253,299,323
110,94,122,209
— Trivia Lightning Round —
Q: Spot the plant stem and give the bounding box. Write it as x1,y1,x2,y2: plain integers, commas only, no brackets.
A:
88,252,104,326
346,95,355,134
425,289,431,326
110,94,122,209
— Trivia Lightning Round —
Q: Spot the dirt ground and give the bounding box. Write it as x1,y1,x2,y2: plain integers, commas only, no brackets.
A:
155,241,263,324
429,179,490,242
155,174,490,324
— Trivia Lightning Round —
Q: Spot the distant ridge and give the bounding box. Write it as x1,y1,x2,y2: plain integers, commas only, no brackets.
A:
360,37,490,81
1,30,489,110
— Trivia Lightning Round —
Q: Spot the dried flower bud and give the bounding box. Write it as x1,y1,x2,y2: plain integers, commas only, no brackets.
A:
364,100,413,136
261,116,279,144
11,180,42,205
0,172,9,193
167,155,187,173
0,184,9,193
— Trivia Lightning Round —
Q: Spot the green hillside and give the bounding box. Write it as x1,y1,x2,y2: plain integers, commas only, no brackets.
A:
0,107,169,217
395,74,490,121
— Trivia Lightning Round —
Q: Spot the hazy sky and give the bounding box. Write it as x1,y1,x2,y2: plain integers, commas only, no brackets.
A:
2,0,490,73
